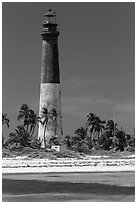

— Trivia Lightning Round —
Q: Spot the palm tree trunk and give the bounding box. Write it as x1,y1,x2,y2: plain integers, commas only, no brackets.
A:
30,124,36,137
26,124,29,133
2,134,4,146
97,131,100,149
43,121,48,148
55,119,57,135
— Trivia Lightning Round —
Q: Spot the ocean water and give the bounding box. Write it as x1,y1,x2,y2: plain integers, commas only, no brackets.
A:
2,172,135,202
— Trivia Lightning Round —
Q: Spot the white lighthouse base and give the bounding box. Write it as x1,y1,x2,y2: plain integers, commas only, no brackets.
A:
38,83,63,148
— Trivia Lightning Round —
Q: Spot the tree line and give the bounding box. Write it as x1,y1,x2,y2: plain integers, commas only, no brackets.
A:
2,104,135,153
2,104,58,149
64,113,135,153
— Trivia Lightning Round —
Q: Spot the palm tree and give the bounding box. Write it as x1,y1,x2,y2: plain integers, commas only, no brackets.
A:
17,104,40,137
17,104,30,132
63,135,71,149
28,109,41,137
105,120,115,132
2,113,10,146
41,107,58,147
72,126,89,152
86,113,106,149
50,108,58,135
105,120,117,149
9,125,31,147
74,126,87,139
115,129,126,151
41,107,49,147
93,117,106,145
2,113,10,127
86,113,97,137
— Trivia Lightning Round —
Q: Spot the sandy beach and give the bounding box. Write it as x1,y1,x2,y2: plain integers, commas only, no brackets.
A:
2,164,135,174
2,157,135,174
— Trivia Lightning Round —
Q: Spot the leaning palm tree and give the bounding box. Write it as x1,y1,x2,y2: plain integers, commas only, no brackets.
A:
85,113,96,149
86,113,106,149
86,113,97,135
28,109,41,137
105,120,117,148
17,104,30,132
17,104,40,137
94,117,106,139
41,107,58,148
93,118,106,149
41,107,49,147
50,108,58,135
2,113,10,145
2,113,10,127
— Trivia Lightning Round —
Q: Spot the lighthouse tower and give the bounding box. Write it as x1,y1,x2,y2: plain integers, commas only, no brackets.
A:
38,9,63,148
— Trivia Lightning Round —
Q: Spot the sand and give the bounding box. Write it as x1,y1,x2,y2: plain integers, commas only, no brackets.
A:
2,157,135,174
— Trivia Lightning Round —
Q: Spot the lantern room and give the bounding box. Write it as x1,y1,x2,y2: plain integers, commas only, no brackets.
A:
44,9,56,24
42,9,59,37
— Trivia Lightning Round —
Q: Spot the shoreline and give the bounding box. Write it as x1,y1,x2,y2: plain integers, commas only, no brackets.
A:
2,157,135,174
2,165,135,174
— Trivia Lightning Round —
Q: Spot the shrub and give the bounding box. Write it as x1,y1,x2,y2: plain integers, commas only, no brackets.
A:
30,138,42,149
71,142,89,153
49,136,60,146
53,149,83,159
8,126,32,147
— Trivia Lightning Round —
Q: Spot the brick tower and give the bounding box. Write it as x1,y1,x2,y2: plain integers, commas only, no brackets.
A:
38,9,63,148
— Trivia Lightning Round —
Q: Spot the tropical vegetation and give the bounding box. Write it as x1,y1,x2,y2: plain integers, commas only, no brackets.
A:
2,113,10,146
2,104,135,158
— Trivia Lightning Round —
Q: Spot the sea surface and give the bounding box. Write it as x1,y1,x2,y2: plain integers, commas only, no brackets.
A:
2,171,135,202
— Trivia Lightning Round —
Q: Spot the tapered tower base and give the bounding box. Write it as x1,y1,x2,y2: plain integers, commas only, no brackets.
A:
38,83,63,148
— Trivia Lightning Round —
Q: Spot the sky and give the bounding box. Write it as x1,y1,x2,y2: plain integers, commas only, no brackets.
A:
2,2,135,139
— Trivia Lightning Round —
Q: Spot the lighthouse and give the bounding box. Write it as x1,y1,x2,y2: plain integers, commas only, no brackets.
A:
38,9,63,148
